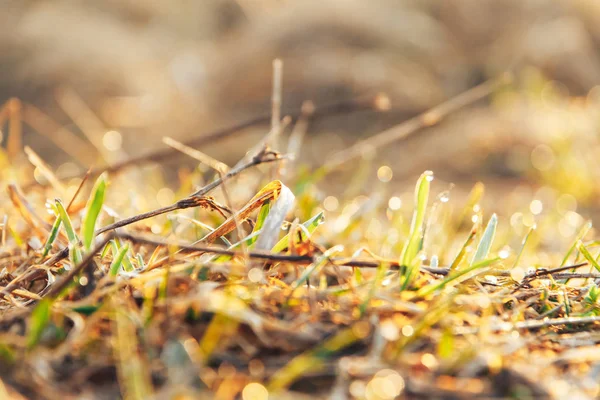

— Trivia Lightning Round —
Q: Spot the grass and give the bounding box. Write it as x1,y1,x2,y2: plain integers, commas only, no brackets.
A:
1,71,600,400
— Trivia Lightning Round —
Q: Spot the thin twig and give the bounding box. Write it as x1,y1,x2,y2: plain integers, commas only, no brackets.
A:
529,262,590,277
515,315,600,330
7,98,23,160
323,73,512,173
271,59,283,133
21,102,99,166
66,167,94,212
23,94,386,190
285,101,314,170
95,149,283,236
190,148,284,197
511,262,589,292
24,146,66,195
116,232,313,263
162,136,230,174
45,150,285,266
551,273,600,280
455,315,600,335
45,234,115,298
112,232,451,273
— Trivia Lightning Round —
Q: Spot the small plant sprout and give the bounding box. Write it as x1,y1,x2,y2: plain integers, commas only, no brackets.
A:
81,173,107,250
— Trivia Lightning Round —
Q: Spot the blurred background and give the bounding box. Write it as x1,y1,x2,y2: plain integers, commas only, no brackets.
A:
3,0,600,211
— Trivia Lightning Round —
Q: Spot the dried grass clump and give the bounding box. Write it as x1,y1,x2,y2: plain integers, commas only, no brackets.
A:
1,73,600,400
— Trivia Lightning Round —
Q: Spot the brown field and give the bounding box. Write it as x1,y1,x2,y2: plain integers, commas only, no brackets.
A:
2,1,600,399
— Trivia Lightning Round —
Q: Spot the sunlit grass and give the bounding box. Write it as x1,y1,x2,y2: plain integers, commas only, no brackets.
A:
2,70,600,399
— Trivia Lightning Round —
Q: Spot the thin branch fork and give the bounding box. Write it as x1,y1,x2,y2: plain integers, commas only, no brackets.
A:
110,232,446,273
96,149,283,234
24,94,386,190
45,149,285,266
323,73,512,173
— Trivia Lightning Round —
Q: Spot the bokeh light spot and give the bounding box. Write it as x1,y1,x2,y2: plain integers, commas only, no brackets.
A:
103,130,123,151
242,383,268,400
377,166,393,183
323,196,339,212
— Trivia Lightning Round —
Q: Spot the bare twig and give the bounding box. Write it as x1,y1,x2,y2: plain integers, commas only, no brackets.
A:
66,167,94,212
54,86,111,163
552,273,600,279
511,262,589,292
455,315,600,335
285,101,314,173
162,136,230,174
44,234,115,298
95,149,281,236
323,73,512,173
271,59,283,133
21,102,99,166
7,184,53,234
24,146,66,195
515,315,600,331
189,148,284,197
112,232,446,273
45,150,284,266
7,98,23,160
95,196,232,236
23,94,386,190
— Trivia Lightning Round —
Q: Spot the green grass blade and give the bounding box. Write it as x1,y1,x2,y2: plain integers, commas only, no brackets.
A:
55,199,82,266
394,291,455,355
400,171,432,267
7,223,24,248
112,239,134,272
271,212,324,253
577,241,600,273
471,213,497,266
41,215,62,258
561,221,592,267
110,244,130,276
101,242,112,259
267,325,363,392
359,263,388,316
399,171,431,290
513,225,535,268
291,245,344,292
449,228,477,271
55,199,77,243
438,328,455,360
456,182,484,230
418,257,500,297
81,173,107,250
136,254,146,269
247,201,271,249
173,214,232,246
113,304,153,399
27,298,52,349
231,231,263,249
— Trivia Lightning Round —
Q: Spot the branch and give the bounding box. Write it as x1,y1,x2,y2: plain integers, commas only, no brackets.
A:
323,73,512,173
24,94,387,189
45,150,285,266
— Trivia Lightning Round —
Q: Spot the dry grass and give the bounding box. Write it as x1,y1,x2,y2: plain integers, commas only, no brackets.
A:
2,70,600,400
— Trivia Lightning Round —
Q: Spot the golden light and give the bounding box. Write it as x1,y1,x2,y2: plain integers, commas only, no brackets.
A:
242,383,268,400
388,196,402,210
323,196,339,212
103,130,123,151
248,268,264,283
377,165,393,183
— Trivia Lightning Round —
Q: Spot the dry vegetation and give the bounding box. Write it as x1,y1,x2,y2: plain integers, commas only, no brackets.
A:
4,1,600,400
0,70,600,400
